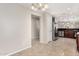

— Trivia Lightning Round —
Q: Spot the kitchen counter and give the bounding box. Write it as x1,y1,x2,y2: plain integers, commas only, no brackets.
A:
58,28,79,30
57,28,79,38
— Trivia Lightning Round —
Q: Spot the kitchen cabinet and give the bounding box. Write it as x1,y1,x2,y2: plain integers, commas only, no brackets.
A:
64,30,74,38
57,28,79,38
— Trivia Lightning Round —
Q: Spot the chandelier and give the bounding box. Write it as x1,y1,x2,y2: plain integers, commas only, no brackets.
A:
32,3,48,11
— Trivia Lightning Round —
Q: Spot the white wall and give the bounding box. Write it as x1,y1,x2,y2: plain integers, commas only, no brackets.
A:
25,8,31,50
0,4,55,55
40,13,48,43
46,13,53,42
0,4,31,55
40,13,53,43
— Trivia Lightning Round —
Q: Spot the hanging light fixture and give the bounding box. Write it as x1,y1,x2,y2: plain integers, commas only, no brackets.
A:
32,3,48,11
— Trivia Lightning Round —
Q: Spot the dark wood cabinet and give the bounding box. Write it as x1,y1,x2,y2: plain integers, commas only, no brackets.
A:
57,28,79,38
64,30,74,38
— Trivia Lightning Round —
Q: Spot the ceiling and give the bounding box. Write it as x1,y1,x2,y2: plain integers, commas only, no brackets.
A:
20,3,79,16
47,3,79,16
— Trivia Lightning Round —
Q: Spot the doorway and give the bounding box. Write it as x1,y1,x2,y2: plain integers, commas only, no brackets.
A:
31,15,40,43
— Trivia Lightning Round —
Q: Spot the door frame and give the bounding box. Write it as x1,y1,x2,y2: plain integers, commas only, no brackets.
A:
31,13,41,43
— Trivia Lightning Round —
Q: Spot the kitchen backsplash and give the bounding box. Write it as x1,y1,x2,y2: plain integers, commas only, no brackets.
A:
55,15,79,28
56,21,79,28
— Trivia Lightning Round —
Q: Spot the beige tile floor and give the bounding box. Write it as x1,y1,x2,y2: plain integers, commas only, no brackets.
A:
12,37,79,56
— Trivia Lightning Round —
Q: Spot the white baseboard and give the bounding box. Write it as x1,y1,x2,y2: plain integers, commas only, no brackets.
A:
6,45,32,56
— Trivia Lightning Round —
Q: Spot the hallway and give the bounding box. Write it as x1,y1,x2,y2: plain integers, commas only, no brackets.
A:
12,38,79,56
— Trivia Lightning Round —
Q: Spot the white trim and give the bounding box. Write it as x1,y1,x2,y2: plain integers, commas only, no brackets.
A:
6,45,31,56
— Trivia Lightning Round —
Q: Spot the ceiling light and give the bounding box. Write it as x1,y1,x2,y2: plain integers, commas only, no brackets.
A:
67,8,71,11
31,3,48,11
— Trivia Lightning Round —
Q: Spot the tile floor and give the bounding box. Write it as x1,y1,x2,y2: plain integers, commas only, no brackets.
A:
12,37,79,56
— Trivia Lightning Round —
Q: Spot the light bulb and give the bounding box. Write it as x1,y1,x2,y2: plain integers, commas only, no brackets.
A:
32,6,34,9
32,6,37,11
39,3,42,6
32,3,48,11
67,8,71,11
44,4,48,9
